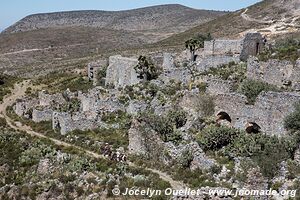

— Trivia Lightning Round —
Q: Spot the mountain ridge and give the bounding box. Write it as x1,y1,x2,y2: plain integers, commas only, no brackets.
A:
2,4,227,34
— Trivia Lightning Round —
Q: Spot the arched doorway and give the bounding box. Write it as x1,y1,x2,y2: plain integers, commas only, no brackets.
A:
246,122,261,133
216,111,232,123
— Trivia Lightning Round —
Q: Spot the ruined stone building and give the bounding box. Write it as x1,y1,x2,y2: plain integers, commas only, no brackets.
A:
214,92,300,136
204,32,265,61
87,60,108,86
247,57,300,90
105,55,140,88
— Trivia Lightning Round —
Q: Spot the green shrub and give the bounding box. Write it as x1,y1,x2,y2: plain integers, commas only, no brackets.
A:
134,56,161,81
0,117,7,127
237,79,280,104
284,102,300,131
96,66,107,86
200,62,246,83
259,38,300,62
138,109,187,143
197,125,240,151
195,94,215,117
167,110,187,129
179,149,194,168
225,133,299,178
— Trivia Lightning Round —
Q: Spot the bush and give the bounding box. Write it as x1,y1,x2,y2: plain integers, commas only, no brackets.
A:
197,125,240,151
225,133,299,178
237,79,280,104
195,94,215,117
0,117,7,127
259,38,300,62
167,110,187,129
200,62,246,83
96,66,107,86
284,101,300,131
138,109,187,143
134,56,161,81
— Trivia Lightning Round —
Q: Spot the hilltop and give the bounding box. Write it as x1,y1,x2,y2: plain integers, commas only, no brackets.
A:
157,0,300,47
2,4,226,35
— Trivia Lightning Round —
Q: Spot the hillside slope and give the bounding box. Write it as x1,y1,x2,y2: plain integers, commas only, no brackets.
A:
0,4,226,76
2,4,226,34
157,0,300,47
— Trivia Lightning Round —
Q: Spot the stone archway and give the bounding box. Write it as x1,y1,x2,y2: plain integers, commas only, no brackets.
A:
216,111,232,123
246,122,261,133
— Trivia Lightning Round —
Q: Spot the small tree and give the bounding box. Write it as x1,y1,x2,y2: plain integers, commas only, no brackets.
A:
134,56,160,82
185,33,212,61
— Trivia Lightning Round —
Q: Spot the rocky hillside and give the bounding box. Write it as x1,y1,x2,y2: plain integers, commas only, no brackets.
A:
2,4,226,34
0,4,226,76
157,0,300,46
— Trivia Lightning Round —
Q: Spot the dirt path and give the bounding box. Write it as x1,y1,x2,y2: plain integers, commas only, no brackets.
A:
241,9,273,24
240,8,300,36
0,81,186,190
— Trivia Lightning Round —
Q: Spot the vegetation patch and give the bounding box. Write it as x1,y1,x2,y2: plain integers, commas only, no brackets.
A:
237,79,280,104
33,72,92,93
138,109,187,144
259,38,300,62
0,74,20,102
284,101,300,132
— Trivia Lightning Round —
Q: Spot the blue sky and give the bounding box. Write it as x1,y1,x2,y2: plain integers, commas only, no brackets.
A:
0,0,262,31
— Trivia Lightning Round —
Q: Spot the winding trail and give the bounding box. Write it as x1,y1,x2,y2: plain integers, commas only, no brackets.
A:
241,9,274,24
0,81,186,190
240,8,300,36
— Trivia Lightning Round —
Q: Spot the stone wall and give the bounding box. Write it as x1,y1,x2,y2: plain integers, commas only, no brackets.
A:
52,111,104,135
158,68,191,84
214,91,300,136
38,91,66,107
203,33,265,61
87,59,108,86
196,55,240,72
162,53,176,71
247,57,300,89
204,39,243,55
32,108,53,123
205,78,234,95
240,33,265,61
14,99,37,118
105,55,140,88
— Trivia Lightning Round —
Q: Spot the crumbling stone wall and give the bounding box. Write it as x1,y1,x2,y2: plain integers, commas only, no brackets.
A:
205,78,234,95
159,68,191,84
38,91,66,107
14,99,37,118
196,55,240,72
214,92,300,136
240,33,265,61
162,53,176,71
87,59,108,86
247,57,300,89
105,55,140,88
32,108,53,123
204,39,243,55
203,33,265,61
52,111,104,135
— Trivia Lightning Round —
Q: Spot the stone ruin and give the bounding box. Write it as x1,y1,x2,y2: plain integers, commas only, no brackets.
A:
13,32,300,139
105,55,140,88
87,59,108,86
204,32,265,61
247,56,300,90
214,91,300,136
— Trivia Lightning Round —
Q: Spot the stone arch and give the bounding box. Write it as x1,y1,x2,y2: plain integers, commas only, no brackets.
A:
216,111,232,123
246,122,261,134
